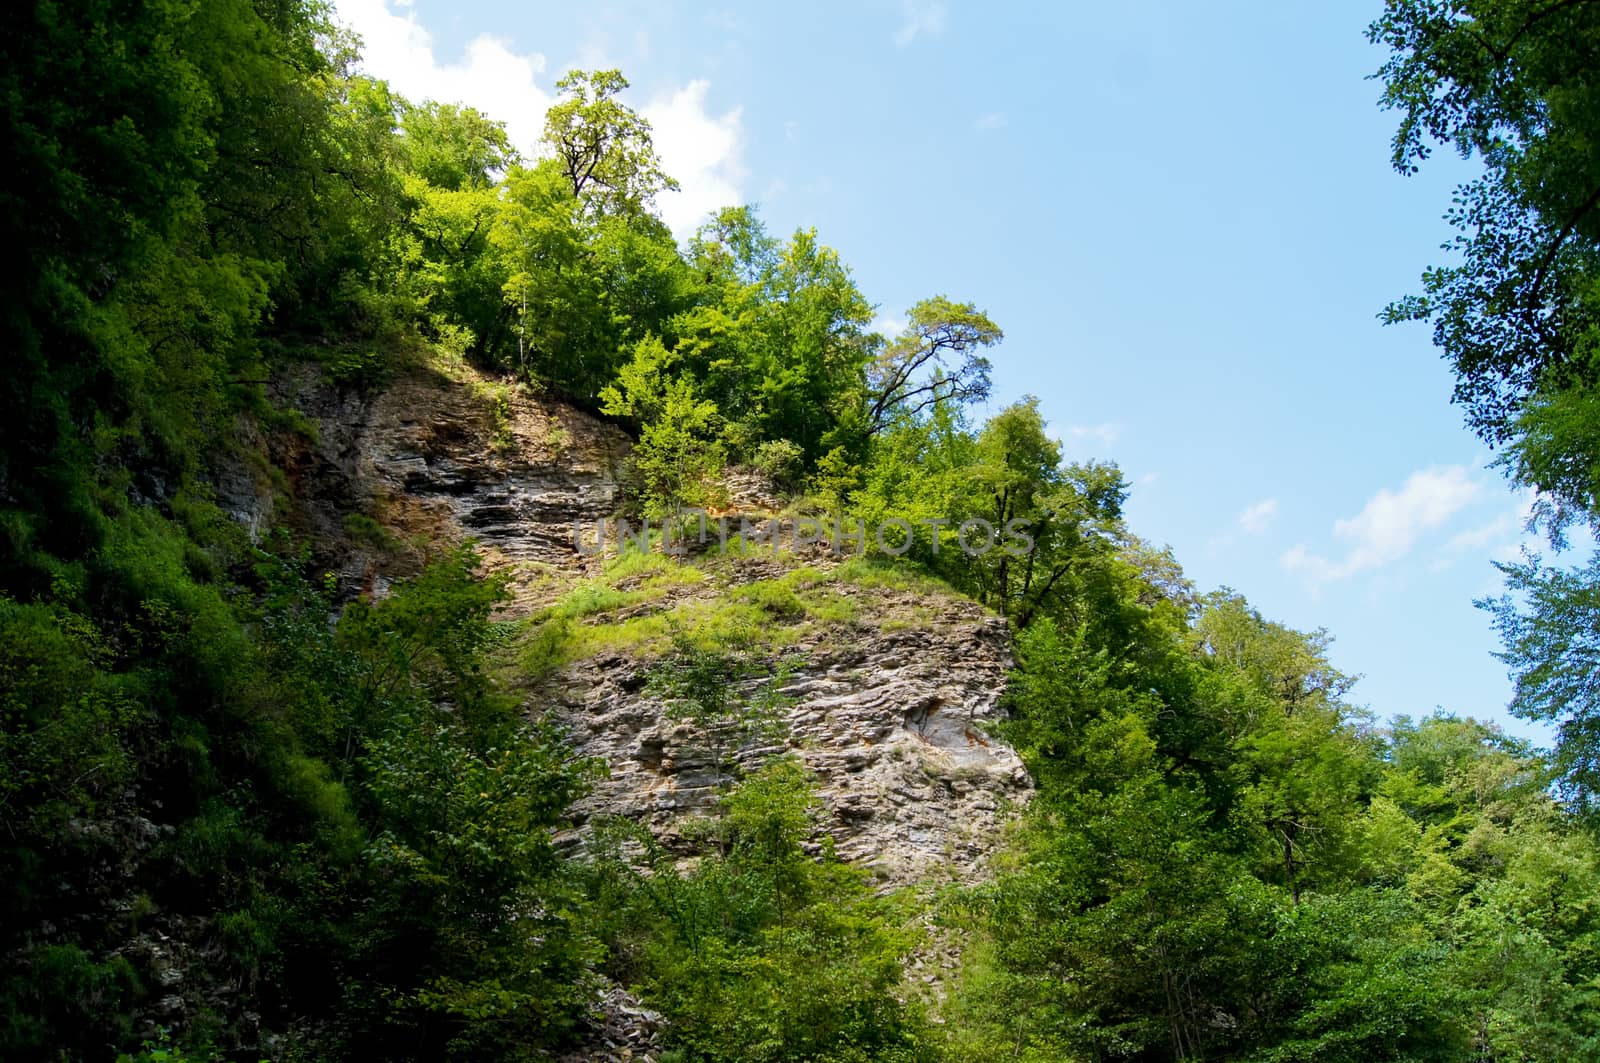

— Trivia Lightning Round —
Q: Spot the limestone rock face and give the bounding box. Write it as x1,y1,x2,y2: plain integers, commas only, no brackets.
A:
234,360,1036,1056
555,585,1031,886
260,362,629,608
255,362,1033,889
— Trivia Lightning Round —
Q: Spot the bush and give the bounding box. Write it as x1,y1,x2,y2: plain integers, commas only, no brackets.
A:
592,761,941,1063
751,439,806,490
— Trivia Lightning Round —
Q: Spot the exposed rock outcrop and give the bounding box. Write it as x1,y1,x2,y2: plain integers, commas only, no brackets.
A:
233,359,1036,1055
249,360,1033,888
557,982,664,1063
553,582,1031,886
252,362,629,610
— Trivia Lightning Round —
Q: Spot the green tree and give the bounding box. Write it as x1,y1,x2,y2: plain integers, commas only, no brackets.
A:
494,160,688,395
1370,0,1600,443
674,209,876,466
257,546,600,1059
1478,552,1600,803
1372,0,1600,800
647,628,795,784
603,338,730,517
389,100,519,355
494,161,613,384
542,69,678,217
866,297,1000,437
585,761,938,1063
402,101,516,192
954,583,1512,1061
856,396,1129,627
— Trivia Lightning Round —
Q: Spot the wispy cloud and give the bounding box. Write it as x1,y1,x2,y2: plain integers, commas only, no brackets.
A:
1281,465,1482,583
973,112,1007,131
1237,498,1278,534
1450,490,1558,573
1064,423,1121,451
333,0,746,238
894,0,947,46
1444,511,1521,555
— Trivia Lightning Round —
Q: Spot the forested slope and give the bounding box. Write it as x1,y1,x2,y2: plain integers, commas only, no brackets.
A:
3,2,1599,1061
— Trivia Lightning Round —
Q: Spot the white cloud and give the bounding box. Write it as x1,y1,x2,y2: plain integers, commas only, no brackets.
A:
1333,465,1481,568
334,1,747,239
643,80,746,238
1237,498,1278,534
894,0,947,46
974,112,1007,131
870,314,907,339
335,0,553,154
1281,465,1482,583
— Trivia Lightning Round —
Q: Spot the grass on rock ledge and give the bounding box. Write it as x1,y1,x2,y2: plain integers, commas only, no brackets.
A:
508,546,972,681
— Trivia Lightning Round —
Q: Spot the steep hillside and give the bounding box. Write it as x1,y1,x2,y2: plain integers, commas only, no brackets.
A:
10,5,1600,1057
247,361,1033,890
221,360,1034,1060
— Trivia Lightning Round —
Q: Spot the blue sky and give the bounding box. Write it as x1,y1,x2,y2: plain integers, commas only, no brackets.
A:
335,0,1582,741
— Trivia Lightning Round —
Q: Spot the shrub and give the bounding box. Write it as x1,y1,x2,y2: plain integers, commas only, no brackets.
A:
589,761,941,1063
751,439,806,490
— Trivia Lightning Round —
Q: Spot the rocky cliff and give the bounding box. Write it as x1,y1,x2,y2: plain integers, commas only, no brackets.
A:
223,360,1034,1056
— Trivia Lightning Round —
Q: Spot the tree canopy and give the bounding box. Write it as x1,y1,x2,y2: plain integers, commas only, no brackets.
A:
1372,0,1600,803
